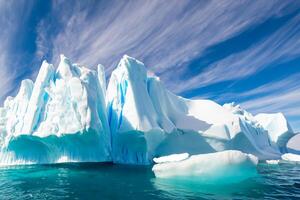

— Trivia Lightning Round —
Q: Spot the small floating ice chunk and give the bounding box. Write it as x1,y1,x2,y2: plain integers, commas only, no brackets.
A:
282,153,300,162
153,153,189,164
266,160,280,164
152,150,258,184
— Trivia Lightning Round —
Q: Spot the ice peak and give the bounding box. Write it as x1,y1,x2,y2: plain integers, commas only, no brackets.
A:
60,54,66,60
56,54,74,80
42,59,49,65
115,55,147,81
16,79,34,100
121,54,136,63
119,55,144,69
97,64,106,96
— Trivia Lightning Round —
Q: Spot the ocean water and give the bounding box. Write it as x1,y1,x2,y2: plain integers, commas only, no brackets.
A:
0,162,299,200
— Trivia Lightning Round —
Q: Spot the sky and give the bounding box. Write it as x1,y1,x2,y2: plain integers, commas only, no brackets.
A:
0,0,300,131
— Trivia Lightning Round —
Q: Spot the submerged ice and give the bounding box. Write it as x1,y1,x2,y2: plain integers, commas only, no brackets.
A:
0,54,298,168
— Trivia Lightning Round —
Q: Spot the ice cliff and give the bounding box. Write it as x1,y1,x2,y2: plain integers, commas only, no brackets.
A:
0,55,297,165
0,55,111,164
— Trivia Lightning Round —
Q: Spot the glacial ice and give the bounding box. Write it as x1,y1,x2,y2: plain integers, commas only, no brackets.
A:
0,54,298,167
286,133,300,154
0,55,111,164
152,150,258,183
255,113,294,152
106,56,282,164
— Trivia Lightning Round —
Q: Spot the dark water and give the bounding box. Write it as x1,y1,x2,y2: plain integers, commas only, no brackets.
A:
0,162,299,200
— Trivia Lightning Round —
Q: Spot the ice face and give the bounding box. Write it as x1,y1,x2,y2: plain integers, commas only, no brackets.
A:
0,55,111,165
106,55,165,164
255,113,295,152
21,61,55,135
106,56,282,164
152,150,258,184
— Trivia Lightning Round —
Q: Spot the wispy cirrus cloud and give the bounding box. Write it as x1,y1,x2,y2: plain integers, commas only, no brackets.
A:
172,11,300,93
35,0,298,82
207,74,300,131
0,1,34,101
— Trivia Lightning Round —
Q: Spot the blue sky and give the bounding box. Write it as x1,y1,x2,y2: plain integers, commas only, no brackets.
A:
0,0,300,131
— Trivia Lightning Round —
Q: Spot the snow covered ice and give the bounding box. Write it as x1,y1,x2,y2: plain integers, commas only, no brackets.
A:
152,150,258,183
0,55,111,164
153,153,189,164
0,54,298,168
255,113,294,152
106,55,291,164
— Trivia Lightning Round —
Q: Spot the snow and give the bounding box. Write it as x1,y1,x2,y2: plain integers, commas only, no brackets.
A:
153,153,189,164
152,150,258,183
282,153,300,162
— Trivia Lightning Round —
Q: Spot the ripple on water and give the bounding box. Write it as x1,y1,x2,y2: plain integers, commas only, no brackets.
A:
0,162,299,199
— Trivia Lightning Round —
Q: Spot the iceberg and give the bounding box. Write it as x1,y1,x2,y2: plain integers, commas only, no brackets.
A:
0,55,111,165
152,150,258,183
0,54,297,166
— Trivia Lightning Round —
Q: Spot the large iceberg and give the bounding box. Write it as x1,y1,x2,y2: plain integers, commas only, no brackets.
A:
0,55,111,164
0,54,297,166
106,55,282,164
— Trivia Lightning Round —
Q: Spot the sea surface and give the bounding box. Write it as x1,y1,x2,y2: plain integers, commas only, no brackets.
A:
0,162,299,200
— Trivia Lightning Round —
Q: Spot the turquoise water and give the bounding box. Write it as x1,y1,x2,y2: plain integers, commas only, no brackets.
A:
0,162,299,199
